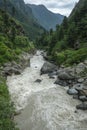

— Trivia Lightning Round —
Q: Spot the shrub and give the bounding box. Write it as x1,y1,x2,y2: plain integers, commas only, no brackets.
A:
0,76,17,130
53,47,87,66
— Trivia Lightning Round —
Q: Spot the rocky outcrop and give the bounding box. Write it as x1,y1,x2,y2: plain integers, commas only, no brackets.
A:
42,60,87,110
2,52,31,77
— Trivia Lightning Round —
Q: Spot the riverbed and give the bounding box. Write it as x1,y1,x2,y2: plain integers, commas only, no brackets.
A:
7,51,87,130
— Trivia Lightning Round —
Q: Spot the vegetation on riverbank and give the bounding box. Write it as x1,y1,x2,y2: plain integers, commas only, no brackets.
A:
0,4,34,129
36,0,87,66
0,9,34,66
0,76,19,130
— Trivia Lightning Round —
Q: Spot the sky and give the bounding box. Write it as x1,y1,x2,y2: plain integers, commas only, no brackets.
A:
24,0,79,16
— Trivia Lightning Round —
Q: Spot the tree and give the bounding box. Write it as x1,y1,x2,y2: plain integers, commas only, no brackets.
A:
12,6,16,17
62,16,68,32
58,26,64,41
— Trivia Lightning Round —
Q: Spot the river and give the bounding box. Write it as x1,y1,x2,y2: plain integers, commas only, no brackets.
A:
7,51,87,130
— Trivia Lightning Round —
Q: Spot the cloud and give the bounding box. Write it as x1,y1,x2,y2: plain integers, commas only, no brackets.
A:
24,0,79,16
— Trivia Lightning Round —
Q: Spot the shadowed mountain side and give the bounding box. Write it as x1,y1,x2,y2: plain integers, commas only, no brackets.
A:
0,0,45,40
28,4,64,30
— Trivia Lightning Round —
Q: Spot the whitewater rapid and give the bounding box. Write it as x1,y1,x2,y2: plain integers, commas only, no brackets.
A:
7,51,87,130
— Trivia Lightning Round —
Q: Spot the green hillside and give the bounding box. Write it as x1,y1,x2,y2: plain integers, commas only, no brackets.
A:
0,0,44,40
36,0,87,66
0,9,34,65
0,5,35,128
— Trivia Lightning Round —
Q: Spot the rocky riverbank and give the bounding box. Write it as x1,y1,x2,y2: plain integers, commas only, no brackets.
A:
0,52,34,77
7,50,87,130
40,59,87,110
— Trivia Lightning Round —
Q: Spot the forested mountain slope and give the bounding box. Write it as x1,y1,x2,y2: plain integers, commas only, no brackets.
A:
36,0,87,66
28,4,64,30
0,9,34,65
0,3,35,128
0,0,44,39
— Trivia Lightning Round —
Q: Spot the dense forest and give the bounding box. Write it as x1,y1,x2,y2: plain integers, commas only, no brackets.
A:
36,0,87,66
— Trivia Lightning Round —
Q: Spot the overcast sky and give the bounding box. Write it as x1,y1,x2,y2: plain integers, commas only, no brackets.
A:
24,0,79,16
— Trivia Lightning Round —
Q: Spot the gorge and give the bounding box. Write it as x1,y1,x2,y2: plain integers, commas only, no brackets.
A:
7,51,87,130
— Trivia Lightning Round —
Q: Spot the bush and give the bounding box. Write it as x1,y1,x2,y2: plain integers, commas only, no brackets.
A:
53,47,87,66
0,76,17,130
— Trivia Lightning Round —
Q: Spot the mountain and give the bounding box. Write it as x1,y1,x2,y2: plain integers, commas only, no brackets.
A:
0,8,34,65
36,0,87,66
0,0,44,40
28,4,64,30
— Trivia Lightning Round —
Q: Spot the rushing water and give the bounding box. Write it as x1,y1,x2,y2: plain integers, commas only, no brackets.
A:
7,51,87,130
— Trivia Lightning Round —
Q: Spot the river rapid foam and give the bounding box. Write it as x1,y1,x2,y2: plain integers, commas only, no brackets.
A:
7,51,87,130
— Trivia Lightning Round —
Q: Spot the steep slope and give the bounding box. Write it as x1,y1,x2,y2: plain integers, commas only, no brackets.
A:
0,9,34,65
0,8,34,129
0,0,44,40
36,0,87,66
28,4,64,30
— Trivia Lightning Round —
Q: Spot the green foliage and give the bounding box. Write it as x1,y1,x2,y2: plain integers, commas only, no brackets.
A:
0,9,35,65
53,48,87,66
36,0,87,67
0,0,44,40
14,36,34,52
0,76,17,130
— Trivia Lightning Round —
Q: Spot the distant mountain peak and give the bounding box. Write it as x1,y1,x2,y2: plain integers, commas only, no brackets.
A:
28,4,64,30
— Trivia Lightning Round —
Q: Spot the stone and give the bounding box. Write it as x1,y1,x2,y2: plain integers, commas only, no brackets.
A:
79,96,87,102
77,78,84,83
76,103,87,110
48,71,57,79
3,62,11,67
40,61,57,74
76,63,86,74
35,79,42,83
84,60,87,65
67,88,78,95
54,79,68,86
3,67,21,76
58,72,74,80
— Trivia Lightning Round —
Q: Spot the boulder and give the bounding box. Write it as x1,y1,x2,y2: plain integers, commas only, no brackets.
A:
40,62,57,74
79,96,87,102
54,79,68,86
3,67,21,76
3,62,11,67
76,103,87,110
67,88,78,95
48,71,57,79
35,79,42,83
77,78,84,83
84,60,87,65
83,80,87,89
76,63,86,74
58,72,75,80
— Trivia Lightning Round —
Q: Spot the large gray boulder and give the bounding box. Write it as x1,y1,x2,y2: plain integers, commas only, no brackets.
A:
40,62,57,74
76,103,87,110
67,88,78,95
58,72,75,80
